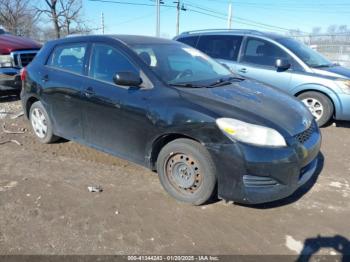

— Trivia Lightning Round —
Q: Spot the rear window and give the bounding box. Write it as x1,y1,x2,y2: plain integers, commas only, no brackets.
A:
197,35,243,61
47,43,87,74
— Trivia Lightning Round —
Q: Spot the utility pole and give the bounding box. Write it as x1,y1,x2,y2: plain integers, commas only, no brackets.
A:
227,2,232,29
101,12,105,34
174,1,187,36
156,0,160,37
175,1,180,36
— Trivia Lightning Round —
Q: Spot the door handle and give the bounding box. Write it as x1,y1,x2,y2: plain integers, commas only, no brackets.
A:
41,75,49,82
83,87,95,98
238,68,247,74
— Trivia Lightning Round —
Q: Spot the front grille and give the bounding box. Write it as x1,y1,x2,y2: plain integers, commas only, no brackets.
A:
11,50,38,68
294,123,315,144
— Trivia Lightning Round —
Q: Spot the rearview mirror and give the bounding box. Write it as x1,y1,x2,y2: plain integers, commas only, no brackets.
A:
113,72,142,87
275,59,291,71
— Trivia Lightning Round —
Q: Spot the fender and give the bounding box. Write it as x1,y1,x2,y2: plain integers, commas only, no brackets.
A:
290,83,343,117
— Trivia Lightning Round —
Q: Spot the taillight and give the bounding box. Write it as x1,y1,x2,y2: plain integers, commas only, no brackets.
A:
20,67,27,81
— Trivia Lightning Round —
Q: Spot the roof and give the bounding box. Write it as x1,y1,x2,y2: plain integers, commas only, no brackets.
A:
177,29,288,40
57,34,176,46
110,35,176,45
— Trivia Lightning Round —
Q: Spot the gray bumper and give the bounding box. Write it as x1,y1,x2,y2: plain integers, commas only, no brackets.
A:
0,67,21,92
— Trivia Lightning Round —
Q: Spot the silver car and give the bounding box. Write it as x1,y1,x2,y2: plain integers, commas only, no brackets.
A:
175,29,350,126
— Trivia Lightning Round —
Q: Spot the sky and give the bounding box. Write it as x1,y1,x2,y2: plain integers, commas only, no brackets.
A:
84,0,350,38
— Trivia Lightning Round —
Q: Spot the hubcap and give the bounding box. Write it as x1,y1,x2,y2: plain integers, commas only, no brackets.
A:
31,108,48,139
302,98,324,121
165,153,202,194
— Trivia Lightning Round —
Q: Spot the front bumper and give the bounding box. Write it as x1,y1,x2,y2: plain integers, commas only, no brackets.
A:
206,123,322,204
335,93,350,121
0,67,21,93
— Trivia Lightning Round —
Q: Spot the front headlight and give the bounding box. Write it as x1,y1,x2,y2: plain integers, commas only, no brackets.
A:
216,118,287,147
336,79,350,94
0,54,12,67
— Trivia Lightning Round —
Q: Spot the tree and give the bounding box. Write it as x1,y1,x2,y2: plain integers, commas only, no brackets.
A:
35,0,84,38
0,0,38,36
311,27,322,36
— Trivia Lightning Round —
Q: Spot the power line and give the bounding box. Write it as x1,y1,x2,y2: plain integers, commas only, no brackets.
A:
88,0,308,34
88,0,175,8
184,1,304,33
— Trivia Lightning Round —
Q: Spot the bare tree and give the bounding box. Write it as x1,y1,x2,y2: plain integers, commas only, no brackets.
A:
0,0,38,36
311,27,322,35
35,0,84,38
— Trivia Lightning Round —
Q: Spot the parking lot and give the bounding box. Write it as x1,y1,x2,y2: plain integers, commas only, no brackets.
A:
0,97,350,256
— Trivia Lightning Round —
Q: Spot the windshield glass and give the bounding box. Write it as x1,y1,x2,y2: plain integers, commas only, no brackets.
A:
131,43,232,86
277,37,333,68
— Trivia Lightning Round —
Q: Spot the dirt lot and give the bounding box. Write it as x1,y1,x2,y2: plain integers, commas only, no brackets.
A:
0,96,350,256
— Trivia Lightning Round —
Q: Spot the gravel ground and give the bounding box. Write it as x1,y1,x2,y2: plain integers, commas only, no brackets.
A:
0,97,349,257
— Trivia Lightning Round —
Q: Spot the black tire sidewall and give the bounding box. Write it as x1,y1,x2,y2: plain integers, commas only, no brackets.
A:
156,139,217,205
29,101,57,144
298,91,334,127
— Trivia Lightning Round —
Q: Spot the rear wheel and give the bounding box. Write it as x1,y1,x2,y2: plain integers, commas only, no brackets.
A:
156,138,217,205
29,101,59,143
298,91,334,127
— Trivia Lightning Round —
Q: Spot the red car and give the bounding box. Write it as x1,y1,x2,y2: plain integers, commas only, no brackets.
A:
0,30,41,95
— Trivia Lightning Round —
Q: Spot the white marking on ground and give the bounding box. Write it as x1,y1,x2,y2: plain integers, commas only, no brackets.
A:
330,182,342,188
285,235,303,254
0,181,18,192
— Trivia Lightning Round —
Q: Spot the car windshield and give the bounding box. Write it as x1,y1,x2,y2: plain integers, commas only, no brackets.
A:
131,43,232,86
277,37,333,68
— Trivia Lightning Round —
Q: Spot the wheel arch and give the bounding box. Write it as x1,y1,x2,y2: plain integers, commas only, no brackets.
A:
292,85,341,118
148,133,201,171
25,96,40,118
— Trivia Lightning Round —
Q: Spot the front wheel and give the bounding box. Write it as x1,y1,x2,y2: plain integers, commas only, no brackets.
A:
29,101,59,143
298,91,334,127
156,138,217,205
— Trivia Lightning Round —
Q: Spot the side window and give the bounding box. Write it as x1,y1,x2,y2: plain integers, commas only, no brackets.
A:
177,36,199,48
241,37,289,67
48,43,87,74
89,44,138,84
197,35,243,61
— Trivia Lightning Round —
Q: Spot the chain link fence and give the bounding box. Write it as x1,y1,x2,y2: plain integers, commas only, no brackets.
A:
291,34,350,67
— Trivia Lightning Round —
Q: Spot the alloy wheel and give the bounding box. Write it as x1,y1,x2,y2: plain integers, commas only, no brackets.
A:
302,98,324,121
31,108,48,139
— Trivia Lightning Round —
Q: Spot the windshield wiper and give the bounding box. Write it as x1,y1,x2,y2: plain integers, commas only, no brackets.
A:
168,83,205,88
207,76,244,87
310,64,333,68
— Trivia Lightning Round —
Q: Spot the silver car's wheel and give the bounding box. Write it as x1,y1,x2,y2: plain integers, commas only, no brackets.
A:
31,107,48,139
297,91,334,127
302,98,324,121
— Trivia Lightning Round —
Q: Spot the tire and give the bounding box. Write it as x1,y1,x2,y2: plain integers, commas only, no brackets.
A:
297,91,334,127
29,101,59,143
156,138,217,205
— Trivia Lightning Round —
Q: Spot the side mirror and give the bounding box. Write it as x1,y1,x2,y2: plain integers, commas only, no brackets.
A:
275,58,291,71
113,72,142,87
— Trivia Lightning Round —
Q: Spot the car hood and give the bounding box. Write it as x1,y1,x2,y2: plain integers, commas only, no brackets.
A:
312,65,350,79
177,79,314,137
0,34,41,54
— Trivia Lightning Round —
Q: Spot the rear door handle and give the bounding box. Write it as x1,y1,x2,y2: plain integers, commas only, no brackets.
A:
238,68,247,74
83,87,95,98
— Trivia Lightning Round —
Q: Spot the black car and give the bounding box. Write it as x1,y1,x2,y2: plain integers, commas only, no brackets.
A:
21,35,321,205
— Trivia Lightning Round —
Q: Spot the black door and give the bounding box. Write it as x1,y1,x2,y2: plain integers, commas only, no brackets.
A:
82,43,153,164
43,43,88,140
